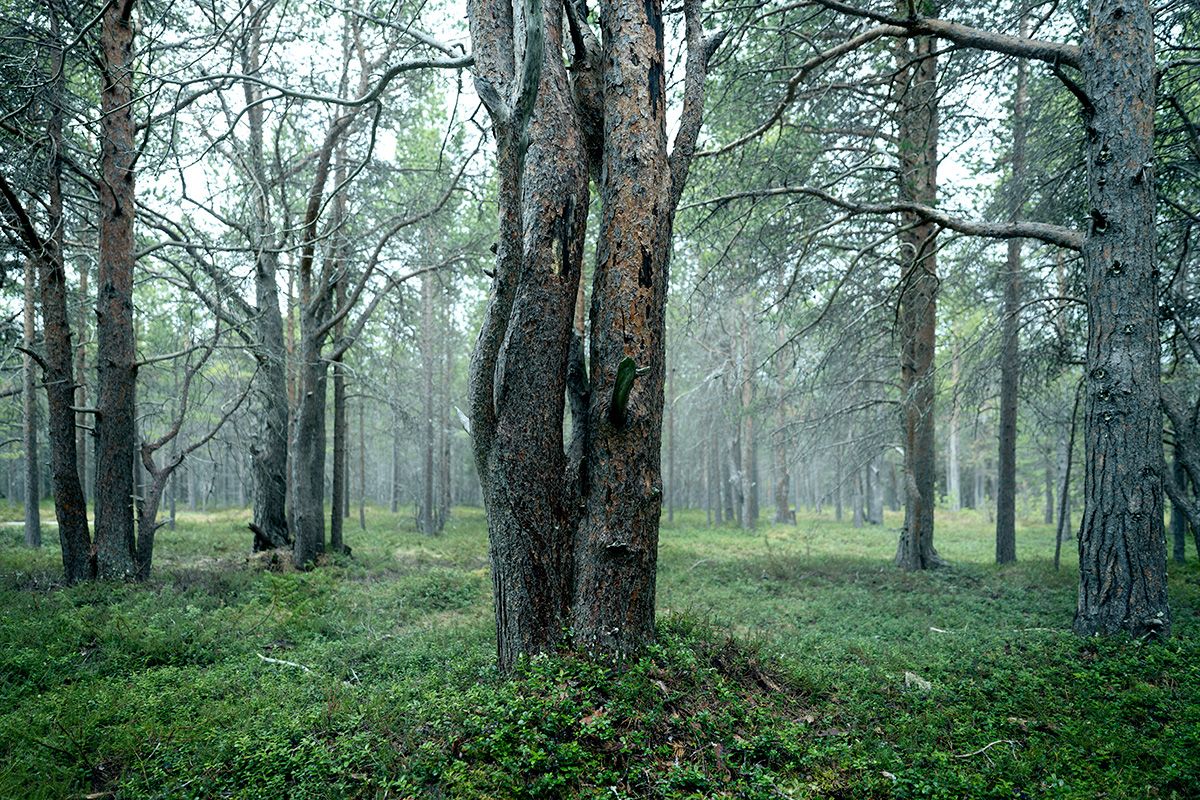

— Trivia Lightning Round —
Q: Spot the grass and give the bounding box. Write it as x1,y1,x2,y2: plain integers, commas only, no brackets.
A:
0,502,1197,799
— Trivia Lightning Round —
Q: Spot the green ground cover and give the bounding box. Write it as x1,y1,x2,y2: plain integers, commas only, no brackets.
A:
1,503,1196,798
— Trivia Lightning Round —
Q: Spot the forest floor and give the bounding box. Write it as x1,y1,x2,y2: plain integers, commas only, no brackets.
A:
0,504,1197,799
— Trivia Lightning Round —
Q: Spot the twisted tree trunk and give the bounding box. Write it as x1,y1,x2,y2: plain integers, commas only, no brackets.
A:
468,0,721,668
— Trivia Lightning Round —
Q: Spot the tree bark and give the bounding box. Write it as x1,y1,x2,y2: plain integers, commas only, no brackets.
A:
419,269,437,535
467,0,720,668
94,0,139,580
667,363,675,523
892,26,942,570
946,339,961,511
996,33,1028,565
330,278,347,552
359,398,367,531
75,254,88,494
1171,452,1187,563
243,20,292,551
23,257,41,547
1073,0,1169,638
292,335,328,566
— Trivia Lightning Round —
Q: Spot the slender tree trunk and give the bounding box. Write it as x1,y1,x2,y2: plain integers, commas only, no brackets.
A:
1171,451,1187,564
330,314,347,551
75,254,88,494
419,270,436,535
1073,0,1169,638
23,257,41,547
437,305,452,529
390,404,401,513
1043,455,1055,526
94,0,139,580
868,456,884,524
852,468,864,529
1056,423,1072,538
359,398,367,531
667,363,675,523
835,447,844,522
947,339,961,511
893,28,942,570
996,36,1028,565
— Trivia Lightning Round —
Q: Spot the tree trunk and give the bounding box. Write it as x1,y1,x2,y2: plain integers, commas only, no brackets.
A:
244,40,292,549
330,325,347,552
1043,454,1055,526
467,0,589,669
947,340,961,512
667,363,675,523
23,257,41,547
1171,452,1187,564
1073,0,1169,638
94,0,139,580
437,306,452,530
292,334,328,567
996,35,1027,565
419,270,437,535
390,404,401,513
359,398,367,531
739,366,756,530
852,468,864,529
772,429,790,523
893,28,942,570
868,456,884,524
468,0,720,668
75,253,88,494
1056,422,1072,538
249,248,291,550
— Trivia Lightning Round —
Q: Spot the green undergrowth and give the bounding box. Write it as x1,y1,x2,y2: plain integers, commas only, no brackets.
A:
0,503,1197,798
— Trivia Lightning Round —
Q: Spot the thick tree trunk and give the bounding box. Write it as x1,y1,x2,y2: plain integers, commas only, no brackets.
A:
94,0,139,580
291,335,328,567
469,0,717,668
1073,0,1169,638
893,29,942,570
996,39,1027,565
468,0,589,669
249,250,291,550
23,257,40,547
571,0,675,655
245,37,291,550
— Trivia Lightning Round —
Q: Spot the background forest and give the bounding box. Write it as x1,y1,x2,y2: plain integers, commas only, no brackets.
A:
0,0,1198,797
